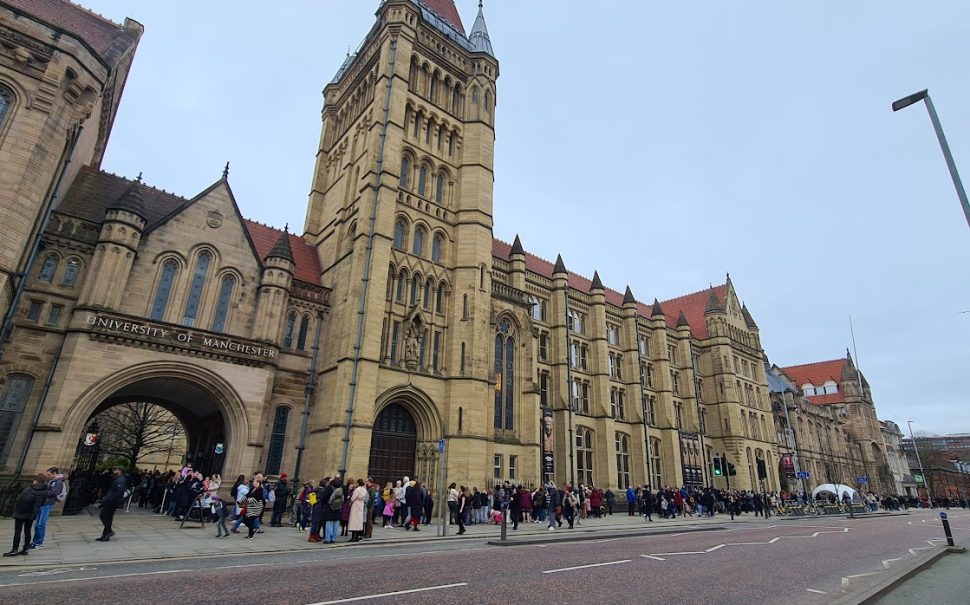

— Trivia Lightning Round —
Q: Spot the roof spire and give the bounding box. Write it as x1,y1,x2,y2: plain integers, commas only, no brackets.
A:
267,228,294,263
705,287,723,314
553,254,567,275
109,177,145,220
676,311,690,328
623,285,636,305
223,162,230,180
468,0,494,55
651,298,665,317
741,303,758,329
510,234,524,256
590,271,603,291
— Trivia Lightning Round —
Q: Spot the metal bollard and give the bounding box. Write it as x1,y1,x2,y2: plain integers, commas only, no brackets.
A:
941,512,955,547
500,507,507,542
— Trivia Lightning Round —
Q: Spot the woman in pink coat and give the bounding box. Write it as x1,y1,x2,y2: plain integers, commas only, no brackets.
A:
519,487,533,523
347,478,368,543
589,488,602,518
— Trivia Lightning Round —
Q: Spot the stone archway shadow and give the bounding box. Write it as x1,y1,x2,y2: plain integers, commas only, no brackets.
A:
55,360,251,476
372,384,442,443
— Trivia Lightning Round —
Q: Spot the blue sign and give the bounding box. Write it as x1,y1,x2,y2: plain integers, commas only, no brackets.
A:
857,476,868,484
940,512,948,520
796,471,810,479
437,439,445,453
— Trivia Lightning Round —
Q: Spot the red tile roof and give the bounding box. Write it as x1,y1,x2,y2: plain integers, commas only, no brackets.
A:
659,285,727,340
58,167,322,285
780,359,848,405
244,220,321,285
423,0,464,32
2,0,139,67
492,238,724,339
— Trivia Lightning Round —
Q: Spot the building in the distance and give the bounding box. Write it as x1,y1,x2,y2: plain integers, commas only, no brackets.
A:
0,0,906,499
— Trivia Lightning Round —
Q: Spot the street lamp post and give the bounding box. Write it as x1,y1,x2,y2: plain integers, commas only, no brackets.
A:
907,420,933,508
892,89,970,231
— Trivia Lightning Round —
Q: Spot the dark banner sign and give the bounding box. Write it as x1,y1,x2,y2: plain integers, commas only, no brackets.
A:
542,407,554,477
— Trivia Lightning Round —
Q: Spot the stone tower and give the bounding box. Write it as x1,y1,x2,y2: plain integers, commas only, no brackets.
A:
302,1,498,485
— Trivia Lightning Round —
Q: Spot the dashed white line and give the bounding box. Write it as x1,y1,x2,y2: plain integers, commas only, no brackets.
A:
806,588,827,594
640,555,666,561
306,583,468,604
542,560,631,574
705,544,725,552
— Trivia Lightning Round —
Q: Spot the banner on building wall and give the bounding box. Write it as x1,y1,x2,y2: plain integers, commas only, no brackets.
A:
542,408,554,477
781,454,796,478
679,432,703,487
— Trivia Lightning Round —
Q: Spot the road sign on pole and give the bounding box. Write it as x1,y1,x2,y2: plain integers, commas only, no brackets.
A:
796,471,810,479
438,438,445,453
857,476,868,484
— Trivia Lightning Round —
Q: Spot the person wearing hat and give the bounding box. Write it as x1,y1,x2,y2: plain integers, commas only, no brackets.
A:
270,473,290,527
96,467,130,542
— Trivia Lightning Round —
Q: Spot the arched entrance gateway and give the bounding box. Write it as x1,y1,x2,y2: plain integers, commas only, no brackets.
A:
51,361,251,512
366,388,442,490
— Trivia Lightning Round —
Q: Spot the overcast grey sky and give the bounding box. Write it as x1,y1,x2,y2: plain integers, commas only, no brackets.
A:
81,1,970,435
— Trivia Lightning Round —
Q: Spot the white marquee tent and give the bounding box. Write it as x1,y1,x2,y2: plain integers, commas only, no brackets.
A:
812,483,860,502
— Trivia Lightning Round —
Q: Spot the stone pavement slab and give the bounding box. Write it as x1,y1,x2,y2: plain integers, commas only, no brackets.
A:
0,507,742,568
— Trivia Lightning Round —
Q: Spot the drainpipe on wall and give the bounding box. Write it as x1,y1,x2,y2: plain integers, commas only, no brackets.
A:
338,37,399,479
293,310,324,486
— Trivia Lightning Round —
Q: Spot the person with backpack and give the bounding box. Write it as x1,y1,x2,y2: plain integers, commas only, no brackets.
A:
322,477,343,544
29,467,65,550
307,477,328,542
5,474,48,556
270,474,289,527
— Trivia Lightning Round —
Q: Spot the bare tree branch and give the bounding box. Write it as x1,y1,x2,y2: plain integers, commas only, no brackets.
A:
94,402,185,469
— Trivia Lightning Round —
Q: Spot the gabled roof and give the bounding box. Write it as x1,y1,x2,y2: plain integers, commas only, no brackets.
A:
56,167,321,284
1,0,141,68
421,0,464,33
780,358,848,405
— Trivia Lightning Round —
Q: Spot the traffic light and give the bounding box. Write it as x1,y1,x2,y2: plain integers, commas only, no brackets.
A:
727,462,737,476
712,456,723,476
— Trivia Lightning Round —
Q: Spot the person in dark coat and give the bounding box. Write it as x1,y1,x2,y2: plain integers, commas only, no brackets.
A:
404,479,423,531
4,474,48,556
322,478,343,544
308,477,329,542
270,475,289,527
96,467,129,542
422,483,434,525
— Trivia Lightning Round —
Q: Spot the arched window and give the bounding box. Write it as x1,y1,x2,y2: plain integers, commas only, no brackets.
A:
452,85,461,115
576,427,594,486
297,314,310,351
425,119,432,144
616,433,631,489
409,275,419,306
408,56,418,92
396,270,407,302
0,374,34,461
493,318,515,430
211,274,235,333
435,284,445,313
448,132,455,156
393,219,406,250
182,250,212,326
471,87,479,105
38,255,58,283
430,71,439,103
412,227,425,256
438,125,446,151
283,311,297,349
418,165,428,197
61,258,80,287
431,234,442,263
435,173,445,205
413,112,422,138
150,259,179,321
423,278,432,309
400,156,411,189
0,85,13,130
264,406,290,475
484,90,492,116
404,106,413,138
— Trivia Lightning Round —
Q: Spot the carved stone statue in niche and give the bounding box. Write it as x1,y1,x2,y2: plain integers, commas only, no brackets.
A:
404,312,423,371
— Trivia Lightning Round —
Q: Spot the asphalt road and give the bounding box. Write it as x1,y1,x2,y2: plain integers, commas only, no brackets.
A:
0,510,963,605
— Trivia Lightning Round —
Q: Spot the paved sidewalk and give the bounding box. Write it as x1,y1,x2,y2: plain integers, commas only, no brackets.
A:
874,549,970,604
0,507,739,568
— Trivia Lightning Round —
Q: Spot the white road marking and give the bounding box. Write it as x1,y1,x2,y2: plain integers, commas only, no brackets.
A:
705,544,725,552
640,555,666,561
909,547,933,556
306,583,468,604
651,551,707,556
806,588,827,594
18,567,98,577
591,538,620,544
882,558,904,569
542,560,631,574
0,568,192,588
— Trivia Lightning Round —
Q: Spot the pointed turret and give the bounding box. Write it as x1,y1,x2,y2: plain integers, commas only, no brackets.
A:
468,1,494,55
510,234,524,256
651,298,665,318
590,271,603,292
268,228,294,263
741,304,758,329
676,311,690,328
108,180,146,220
553,254,567,275
623,285,636,306
704,287,723,314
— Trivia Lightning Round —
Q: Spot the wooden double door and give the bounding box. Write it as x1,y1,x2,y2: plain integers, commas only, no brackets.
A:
367,403,416,488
